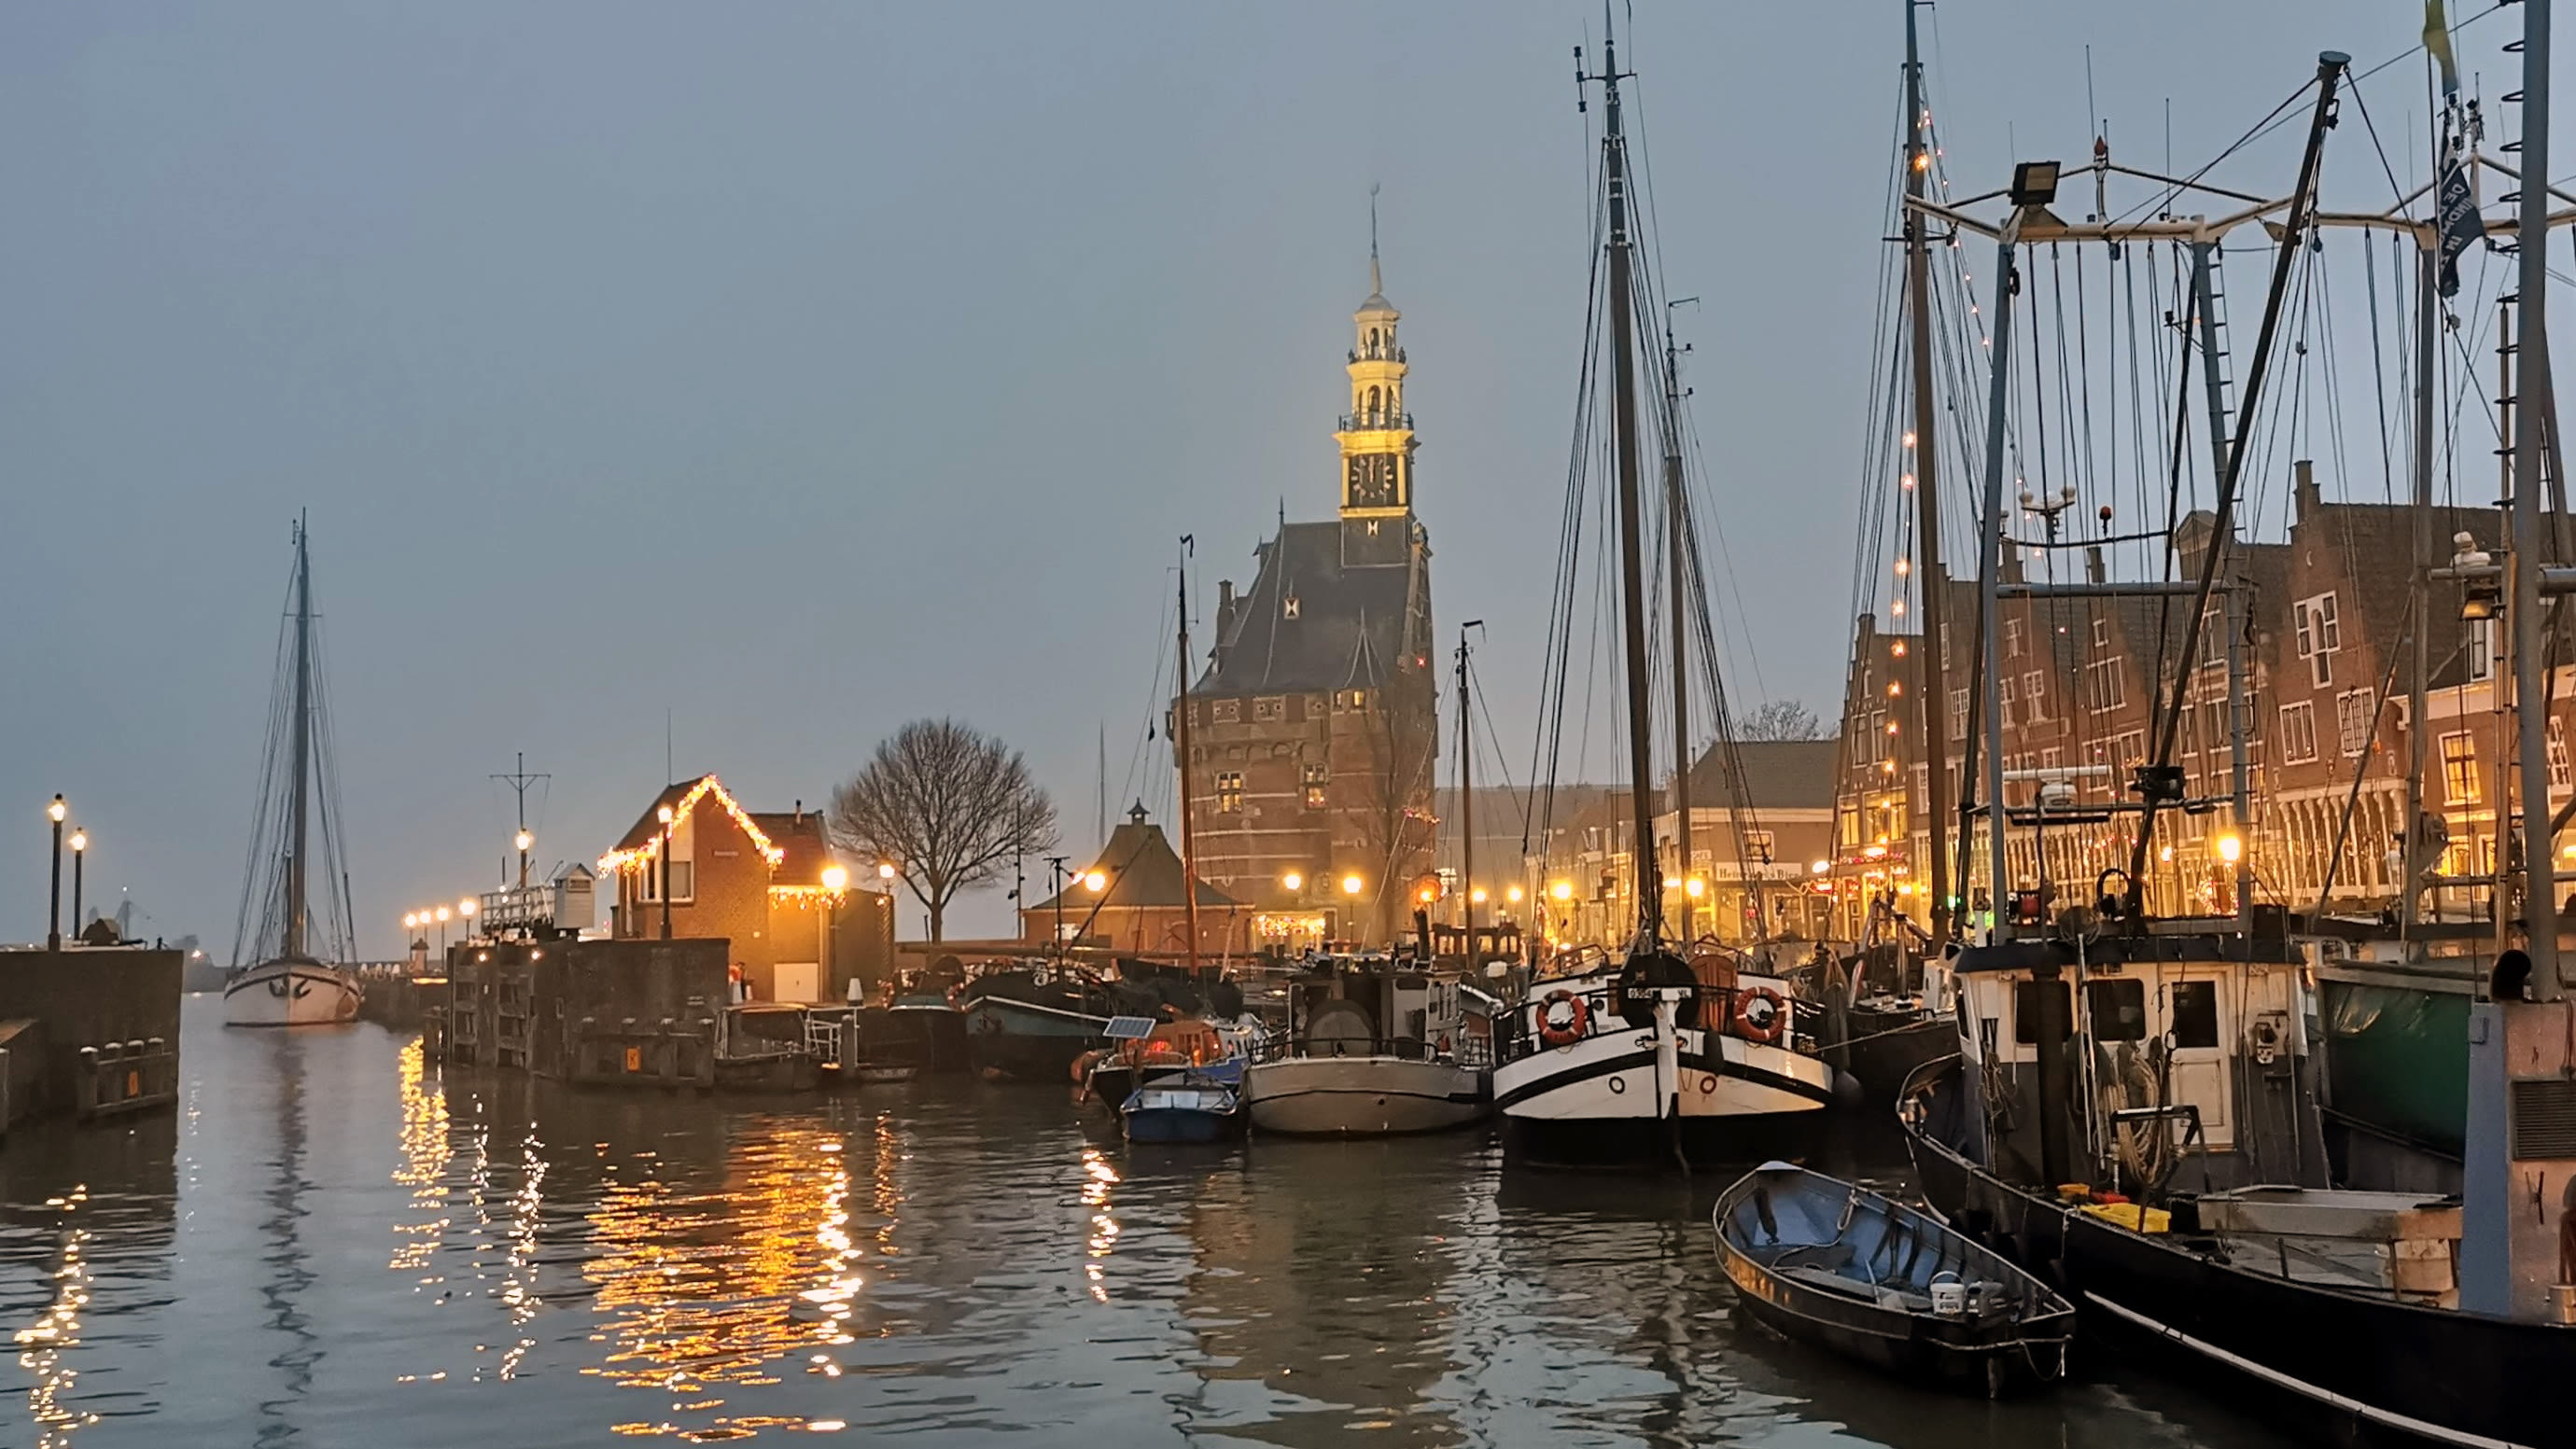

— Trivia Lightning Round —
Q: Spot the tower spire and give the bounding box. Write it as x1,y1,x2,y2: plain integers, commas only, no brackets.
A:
1369,182,1382,298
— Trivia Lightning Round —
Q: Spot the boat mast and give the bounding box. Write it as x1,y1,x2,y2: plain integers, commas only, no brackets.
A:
1456,622,1481,940
2509,0,2560,992
1175,536,1202,973
1661,312,1695,943
1902,0,1954,944
285,514,313,961
1580,19,1662,948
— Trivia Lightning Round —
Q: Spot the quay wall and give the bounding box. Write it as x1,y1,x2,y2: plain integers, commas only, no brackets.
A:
0,946,181,1122
444,938,729,1088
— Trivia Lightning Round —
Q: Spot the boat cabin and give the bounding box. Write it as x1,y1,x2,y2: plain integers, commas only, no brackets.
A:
1282,954,1494,1066
1946,933,2329,1196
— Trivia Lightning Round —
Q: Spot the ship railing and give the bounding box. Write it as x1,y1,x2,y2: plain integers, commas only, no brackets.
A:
1496,981,1822,1060
1247,1032,1493,1069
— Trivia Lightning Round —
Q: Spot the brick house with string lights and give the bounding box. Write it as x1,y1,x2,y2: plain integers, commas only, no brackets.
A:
597,774,889,1004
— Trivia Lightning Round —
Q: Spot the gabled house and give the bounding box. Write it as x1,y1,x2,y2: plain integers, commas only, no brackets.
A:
1021,802,1248,956
597,774,867,1004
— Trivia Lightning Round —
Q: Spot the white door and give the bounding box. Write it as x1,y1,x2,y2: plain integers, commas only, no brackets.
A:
2165,975,2233,1149
775,962,819,1004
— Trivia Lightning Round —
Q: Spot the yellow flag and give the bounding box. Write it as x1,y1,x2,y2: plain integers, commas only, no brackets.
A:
2426,0,2459,98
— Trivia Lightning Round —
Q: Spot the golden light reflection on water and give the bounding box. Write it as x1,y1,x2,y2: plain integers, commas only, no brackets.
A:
1081,1148,1119,1304
387,1038,452,1276
13,1188,95,1449
586,1123,878,1441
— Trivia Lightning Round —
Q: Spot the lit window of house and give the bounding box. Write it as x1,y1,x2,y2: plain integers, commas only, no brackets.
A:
1216,772,1244,813
2441,731,2480,803
1301,762,1328,809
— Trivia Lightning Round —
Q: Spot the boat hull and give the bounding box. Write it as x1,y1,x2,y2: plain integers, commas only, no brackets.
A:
961,995,1106,1080
222,962,362,1026
1714,1166,2072,1397
1122,1083,1243,1144
1243,1056,1485,1136
1495,1024,1833,1165
1904,1082,2559,1447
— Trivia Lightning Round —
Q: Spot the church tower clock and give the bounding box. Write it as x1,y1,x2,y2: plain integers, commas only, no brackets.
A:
1335,230,1417,521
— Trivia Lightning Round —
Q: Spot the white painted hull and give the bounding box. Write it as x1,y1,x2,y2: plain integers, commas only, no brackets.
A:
1243,1056,1486,1136
1493,1025,1832,1122
223,961,362,1026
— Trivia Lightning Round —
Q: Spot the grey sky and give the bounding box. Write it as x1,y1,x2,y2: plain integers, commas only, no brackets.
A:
0,3,2508,949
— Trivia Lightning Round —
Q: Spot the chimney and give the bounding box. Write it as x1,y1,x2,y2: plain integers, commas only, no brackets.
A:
2293,458,2321,522
2086,545,2106,584
1217,579,1239,637
792,799,804,822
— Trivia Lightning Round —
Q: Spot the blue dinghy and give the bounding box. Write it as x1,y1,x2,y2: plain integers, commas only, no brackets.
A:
1121,1058,1245,1144
1712,1162,2072,1397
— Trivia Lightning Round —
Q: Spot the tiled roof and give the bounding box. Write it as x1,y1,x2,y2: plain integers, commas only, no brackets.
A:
1025,811,1243,913
751,811,836,888
1196,518,1425,696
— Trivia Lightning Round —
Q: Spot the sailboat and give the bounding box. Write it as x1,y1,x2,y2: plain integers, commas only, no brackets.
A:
225,517,362,1026
1491,19,1841,1165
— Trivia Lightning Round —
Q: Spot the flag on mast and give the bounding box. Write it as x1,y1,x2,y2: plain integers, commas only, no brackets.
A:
2426,0,2484,297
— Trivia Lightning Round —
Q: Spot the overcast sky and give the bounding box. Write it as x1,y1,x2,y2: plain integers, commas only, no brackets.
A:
0,2,2533,951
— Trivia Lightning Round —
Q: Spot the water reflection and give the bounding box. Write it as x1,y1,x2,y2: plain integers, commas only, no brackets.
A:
0,1003,2298,1446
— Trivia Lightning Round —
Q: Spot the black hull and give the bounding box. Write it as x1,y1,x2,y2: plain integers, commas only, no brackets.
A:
967,1030,1097,1083
882,1006,972,1073
1904,1112,2559,1447
1831,1016,1955,1103
1725,1277,2067,1397
1505,1113,1823,1171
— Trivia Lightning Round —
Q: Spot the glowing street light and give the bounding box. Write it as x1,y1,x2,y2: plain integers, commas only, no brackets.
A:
820,864,849,892
1684,877,1706,899
1505,885,1525,904
1341,873,1365,897
877,861,896,883
1083,870,1109,893
2216,833,2245,865
1549,880,1574,903
45,794,66,950
67,828,88,940
1470,886,1489,905
1281,871,1304,893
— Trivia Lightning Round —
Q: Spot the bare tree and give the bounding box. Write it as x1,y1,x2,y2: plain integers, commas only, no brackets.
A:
1735,699,1824,743
829,718,1057,941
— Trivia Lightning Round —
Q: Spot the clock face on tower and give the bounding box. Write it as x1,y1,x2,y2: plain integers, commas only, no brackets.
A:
1347,453,1399,509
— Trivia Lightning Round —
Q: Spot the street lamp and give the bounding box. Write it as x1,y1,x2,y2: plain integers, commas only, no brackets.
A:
436,903,451,961
68,829,87,940
514,829,535,892
1341,872,1365,897
657,803,677,940
457,897,476,939
1084,869,1108,893
1281,870,1304,894
46,795,66,951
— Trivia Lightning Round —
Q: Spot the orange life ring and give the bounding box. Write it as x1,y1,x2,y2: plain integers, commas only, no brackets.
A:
1733,986,1787,1046
1537,990,1590,1049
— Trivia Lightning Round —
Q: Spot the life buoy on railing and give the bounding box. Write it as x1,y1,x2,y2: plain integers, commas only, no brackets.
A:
1537,989,1590,1049
1733,987,1787,1046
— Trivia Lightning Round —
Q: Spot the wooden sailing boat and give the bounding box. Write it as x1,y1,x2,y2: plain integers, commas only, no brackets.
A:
225,517,362,1026
1491,16,1841,1166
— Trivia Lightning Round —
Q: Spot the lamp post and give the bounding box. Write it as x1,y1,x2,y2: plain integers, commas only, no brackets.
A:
1046,856,1069,954
68,828,87,941
457,897,476,941
658,803,676,940
514,829,535,894
435,904,451,962
404,912,420,967
820,864,848,995
46,795,65,951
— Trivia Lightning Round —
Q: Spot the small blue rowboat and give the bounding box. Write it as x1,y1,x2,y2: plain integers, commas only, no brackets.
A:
1712,1162,2072,1397
1121,1064,1245,1144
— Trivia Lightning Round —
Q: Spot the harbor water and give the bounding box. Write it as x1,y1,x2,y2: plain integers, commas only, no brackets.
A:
0,998,2291,1446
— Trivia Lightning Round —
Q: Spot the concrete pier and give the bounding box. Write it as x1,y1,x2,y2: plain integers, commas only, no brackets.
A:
0,946,182,1130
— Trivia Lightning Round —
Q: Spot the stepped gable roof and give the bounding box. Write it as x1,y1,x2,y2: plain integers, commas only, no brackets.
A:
1197,520,1419,697
1675,739,1841,813
1026,804,1242,913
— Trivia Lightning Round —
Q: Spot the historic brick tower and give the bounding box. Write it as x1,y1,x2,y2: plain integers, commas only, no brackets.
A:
1173,238,1438,947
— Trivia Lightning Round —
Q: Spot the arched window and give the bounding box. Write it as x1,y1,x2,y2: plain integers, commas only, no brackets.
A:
1365,386,1380,420
1366,327,1379,354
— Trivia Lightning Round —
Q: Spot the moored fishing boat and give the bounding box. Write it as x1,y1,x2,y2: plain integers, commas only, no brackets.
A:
1712,1162,2070,1397
1243,953,1494,1136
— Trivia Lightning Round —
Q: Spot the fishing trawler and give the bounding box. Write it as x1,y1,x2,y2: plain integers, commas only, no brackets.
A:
224,518,362,1026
